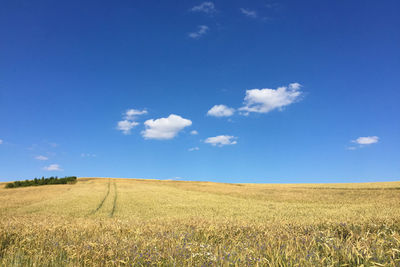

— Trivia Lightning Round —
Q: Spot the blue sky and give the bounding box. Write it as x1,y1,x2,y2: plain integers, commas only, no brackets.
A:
1,0,399,183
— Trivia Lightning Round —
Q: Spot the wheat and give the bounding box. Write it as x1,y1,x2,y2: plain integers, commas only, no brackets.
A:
0,178,399,266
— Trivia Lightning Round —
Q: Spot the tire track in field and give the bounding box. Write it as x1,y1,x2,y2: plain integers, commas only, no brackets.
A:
90,180,111,215
109,182,117,217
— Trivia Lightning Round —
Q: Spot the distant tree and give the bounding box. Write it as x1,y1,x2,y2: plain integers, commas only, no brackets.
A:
4,176,77,189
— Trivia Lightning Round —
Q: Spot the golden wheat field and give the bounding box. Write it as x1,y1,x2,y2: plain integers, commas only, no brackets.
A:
0,178,400,266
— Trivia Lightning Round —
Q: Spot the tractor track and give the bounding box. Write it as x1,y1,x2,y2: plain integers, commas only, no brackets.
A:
109,182,117,217
90,180,111,215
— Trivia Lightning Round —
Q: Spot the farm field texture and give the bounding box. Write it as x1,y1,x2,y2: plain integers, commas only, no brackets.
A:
0,178,400,266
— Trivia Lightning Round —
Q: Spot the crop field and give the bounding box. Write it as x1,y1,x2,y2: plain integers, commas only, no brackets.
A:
0,178,400,266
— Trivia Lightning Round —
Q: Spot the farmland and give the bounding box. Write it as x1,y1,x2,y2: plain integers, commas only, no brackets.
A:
0,178,400,266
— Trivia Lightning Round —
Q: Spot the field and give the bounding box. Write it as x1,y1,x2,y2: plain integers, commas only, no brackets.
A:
0,178,400,266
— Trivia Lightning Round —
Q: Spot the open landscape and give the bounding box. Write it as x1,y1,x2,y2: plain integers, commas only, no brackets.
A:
1,178,399,266
1,1,399,266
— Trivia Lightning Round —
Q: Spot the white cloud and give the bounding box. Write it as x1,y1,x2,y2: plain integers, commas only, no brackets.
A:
207,104,235,117
117,120,139,135
239,83,302,114
117,108,147,135
205,135,237,147
289,82,301,90
188,146,200,151
142,114,192,140
35,155,48,161
0,139,3,144
352,136,379,145
43,164,63,171
347,136,380,150
191,2,216,14
125,109,147,120
190,130,199,135
240,8,257,18
189,25,209,39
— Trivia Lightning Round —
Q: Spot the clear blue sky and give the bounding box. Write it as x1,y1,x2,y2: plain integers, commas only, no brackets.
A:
1,0,399,183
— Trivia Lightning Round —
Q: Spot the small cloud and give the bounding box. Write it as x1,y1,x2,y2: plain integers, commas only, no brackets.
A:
189,25,209,39
117,120,139,135
188,146,200,151
81,153,96,158
0,139,3,144
35,155,48,161
49,142,58,148
125,109,147,120
190,130,199,135
239,83,303,115
347,136,380,150
142,114,192,140
117,108,147,135
289,82,301,90
207,104,235,117
205,135,237,147
43,164,63,171
352,136,379,145
240,8,257,18
191,2,216,14
265,1,281,10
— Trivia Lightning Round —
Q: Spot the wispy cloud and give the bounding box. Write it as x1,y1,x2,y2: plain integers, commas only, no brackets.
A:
81,153,96,158
191,2,216,14
28,142,58,151
0,139,3,145
117,120,139,135
205,135,237,147
264,0,281,10
142,114,192,140
49,142,58,148
190,130,199,135
125,109,147,120
240,8,257,18
35,155,48,161
117,108,147,135
207,104,235,117
43,164,63,171
188,146,200,151
189,25,209,39
239,83,302,115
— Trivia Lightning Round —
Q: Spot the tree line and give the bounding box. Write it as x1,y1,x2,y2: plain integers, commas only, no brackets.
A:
5,176,77,188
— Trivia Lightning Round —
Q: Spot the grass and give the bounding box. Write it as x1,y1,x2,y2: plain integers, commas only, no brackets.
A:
0,178,400,266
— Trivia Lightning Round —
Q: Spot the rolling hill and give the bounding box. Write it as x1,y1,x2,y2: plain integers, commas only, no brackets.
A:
1,178,399,266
